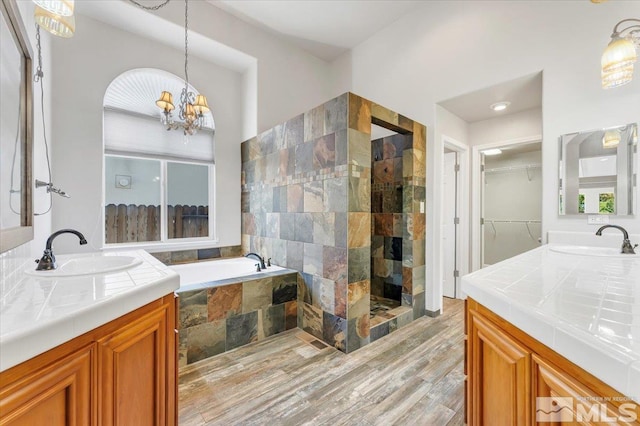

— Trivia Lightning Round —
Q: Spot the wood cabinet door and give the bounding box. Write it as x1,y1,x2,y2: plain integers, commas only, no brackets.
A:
533,355,640,425
0,344,94,426
468,309,531,426
98,305,169,426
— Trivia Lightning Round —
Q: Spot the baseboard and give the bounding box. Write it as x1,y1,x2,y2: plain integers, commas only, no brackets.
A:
425,309,441,318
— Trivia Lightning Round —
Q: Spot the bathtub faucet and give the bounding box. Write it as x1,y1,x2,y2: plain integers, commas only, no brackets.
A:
595,225,637,254
245,252,266,269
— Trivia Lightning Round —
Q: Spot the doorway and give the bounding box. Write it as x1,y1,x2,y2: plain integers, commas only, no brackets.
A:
441,137,469,299
370,124,410,318
473,139,542,267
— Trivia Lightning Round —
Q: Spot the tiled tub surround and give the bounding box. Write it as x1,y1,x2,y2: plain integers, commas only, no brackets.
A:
150,245,243,265
241,92,427,352
461,244,640,398
174,258,298,366
0,249,179,372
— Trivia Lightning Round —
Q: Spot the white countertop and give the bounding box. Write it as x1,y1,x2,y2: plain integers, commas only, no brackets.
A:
462,244,640,399
0,250,179,372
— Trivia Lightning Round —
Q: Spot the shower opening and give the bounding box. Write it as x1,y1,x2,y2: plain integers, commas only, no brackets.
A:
370,123,413,323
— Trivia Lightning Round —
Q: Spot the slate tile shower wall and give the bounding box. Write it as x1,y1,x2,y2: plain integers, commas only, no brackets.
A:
241,92,427,353
370,133,413,302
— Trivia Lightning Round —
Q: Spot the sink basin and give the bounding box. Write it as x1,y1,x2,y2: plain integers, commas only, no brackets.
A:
26,255,142,277
549,245,639,258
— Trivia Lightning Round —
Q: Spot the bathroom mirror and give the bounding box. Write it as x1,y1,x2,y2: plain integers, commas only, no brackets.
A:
0,0,33,253
558,123,637,216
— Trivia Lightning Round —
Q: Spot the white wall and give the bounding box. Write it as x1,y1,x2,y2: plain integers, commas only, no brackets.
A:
50,15,242,253
147,0,336,134
469,108,542,147
338,0,640,311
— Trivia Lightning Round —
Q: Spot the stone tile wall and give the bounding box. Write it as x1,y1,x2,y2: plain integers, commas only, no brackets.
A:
370,133,413,302
150,245,243,265
241,92,427,353
177,270,298,366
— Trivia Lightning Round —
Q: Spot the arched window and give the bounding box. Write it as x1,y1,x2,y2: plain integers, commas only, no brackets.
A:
103,68,215,246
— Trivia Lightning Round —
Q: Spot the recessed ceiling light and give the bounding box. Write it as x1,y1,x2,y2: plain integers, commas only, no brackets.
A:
482,148,502,156
490,101,510,112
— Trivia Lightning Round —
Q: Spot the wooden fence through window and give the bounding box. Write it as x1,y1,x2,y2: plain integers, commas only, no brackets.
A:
105,204,208,243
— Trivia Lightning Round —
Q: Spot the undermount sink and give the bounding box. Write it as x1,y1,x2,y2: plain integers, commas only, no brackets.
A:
26,255,142,278
549,245,639,258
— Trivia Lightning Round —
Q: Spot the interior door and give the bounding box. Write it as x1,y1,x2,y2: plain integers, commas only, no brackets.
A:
480,153,486,268
442,152,457,298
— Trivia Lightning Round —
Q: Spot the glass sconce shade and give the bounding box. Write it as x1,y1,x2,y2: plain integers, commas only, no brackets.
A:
602,130,621,148
601,64,634,89
601,37,637,73
34,5,75,38
33,0,74,17
194,94,210,114
184,103,196,121
156,91,175,112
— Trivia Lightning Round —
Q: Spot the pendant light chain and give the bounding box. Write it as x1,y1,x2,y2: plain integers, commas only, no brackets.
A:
34,25,44,82
127,0,170,11
184,0,189,92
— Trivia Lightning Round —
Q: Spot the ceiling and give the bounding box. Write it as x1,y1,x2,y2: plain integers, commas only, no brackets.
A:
208,0,426,61
438,73,543,123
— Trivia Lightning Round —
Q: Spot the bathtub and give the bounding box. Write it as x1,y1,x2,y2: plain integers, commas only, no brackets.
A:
171,257,286,291
171,257,298,366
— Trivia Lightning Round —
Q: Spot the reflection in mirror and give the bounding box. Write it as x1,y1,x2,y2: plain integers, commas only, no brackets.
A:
559,123,637,215
1,0,33,253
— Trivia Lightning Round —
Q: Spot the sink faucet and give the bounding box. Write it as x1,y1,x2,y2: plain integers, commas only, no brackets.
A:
245,252,266,269
36,229,88,271
595,225,637,254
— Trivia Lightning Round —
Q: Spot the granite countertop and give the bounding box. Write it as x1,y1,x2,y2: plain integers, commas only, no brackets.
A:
462,244,640,398
0,250,179,372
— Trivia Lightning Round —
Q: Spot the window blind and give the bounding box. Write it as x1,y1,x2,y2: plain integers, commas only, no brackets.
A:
104,108,215,163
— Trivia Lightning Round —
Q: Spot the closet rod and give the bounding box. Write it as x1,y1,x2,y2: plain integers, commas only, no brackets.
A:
485,219,541,223
484,163,541,173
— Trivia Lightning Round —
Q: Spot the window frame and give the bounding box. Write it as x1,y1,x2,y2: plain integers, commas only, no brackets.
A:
102,153,216,250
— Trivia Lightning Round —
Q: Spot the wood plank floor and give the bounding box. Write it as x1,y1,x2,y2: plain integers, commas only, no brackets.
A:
178,297,465,426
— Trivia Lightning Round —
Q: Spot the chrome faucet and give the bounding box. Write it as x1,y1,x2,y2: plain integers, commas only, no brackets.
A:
35,229,88,271
245,252,266,269
595,225,637,254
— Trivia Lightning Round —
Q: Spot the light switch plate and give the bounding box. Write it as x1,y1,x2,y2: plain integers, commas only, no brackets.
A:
420,201,425,213
587,215,609,225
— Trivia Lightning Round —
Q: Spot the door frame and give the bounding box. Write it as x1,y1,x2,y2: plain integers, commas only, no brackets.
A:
471,135,542,272
441,136,469,299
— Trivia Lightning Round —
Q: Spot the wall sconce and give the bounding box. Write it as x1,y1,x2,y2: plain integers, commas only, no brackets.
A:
602,129,621,149
601,19,640,89
33,0,75,38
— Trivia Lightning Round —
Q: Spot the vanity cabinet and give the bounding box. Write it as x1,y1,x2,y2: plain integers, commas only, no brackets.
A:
0,294,177,426
466,298,640,425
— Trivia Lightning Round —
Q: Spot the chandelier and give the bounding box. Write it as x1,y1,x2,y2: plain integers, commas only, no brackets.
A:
601,18,640,89
155,0,210,135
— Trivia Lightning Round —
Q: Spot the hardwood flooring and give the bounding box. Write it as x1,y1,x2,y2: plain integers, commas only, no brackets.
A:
178,297,465,426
